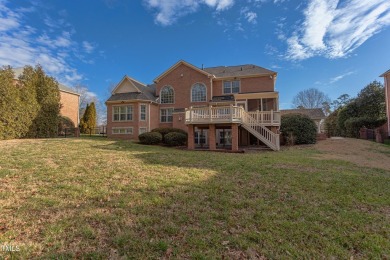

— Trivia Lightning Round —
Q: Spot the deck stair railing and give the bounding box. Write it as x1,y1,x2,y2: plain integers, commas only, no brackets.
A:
185,105,280,151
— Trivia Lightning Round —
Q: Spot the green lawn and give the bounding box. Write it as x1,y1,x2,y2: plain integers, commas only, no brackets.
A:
0,138,389,259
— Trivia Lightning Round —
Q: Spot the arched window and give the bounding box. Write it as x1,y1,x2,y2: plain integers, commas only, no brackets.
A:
191,83,206,102
160,86,174,104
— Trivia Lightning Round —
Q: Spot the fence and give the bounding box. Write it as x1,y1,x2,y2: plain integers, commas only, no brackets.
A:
58,127,79,138
359,127,389,143
80,126,107,137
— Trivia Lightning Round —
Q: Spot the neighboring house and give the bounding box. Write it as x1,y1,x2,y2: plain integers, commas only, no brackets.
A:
106,60,281,151
13,68,80,126
280,108,326,133
380,69,390,136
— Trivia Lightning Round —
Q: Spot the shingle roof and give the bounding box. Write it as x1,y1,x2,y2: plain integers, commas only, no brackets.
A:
106,92,155,102
380,69,390,77
12,67,79,95
280,108,326,120
107,83,157,102
204,64,276,78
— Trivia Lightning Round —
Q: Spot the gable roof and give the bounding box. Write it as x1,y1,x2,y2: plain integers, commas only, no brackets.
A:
153,60,213,83
204,64,276,78
380,69,390,77
12,67,80,95
111,75,147,94
280,108,326,120
107,75,157,103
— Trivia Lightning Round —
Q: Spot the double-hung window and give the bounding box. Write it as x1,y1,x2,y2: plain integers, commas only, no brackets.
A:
112,127,133,134
223,80,240,94
160,108,173,122
113,105,133,121
191,83,206,102
140,104,147,121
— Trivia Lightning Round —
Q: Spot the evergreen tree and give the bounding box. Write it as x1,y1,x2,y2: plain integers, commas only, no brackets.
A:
0,66,40,139
80,102,97,134
79,103,89,134
87,102,97,131
24,65,61,138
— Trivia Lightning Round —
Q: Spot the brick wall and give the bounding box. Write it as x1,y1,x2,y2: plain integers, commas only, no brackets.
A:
106,101,157,139
60,91,79,126
156,63,211,111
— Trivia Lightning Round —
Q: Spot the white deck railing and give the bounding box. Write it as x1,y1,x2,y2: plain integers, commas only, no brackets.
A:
185,105,280,125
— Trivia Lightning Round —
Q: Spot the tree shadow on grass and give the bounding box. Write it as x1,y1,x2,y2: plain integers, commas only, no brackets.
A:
5,140,389,259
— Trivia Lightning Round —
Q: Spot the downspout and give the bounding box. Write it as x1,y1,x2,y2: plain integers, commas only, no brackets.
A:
148,102,151,131
209,76,213,102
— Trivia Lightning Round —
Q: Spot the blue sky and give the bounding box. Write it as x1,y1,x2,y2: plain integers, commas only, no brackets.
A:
1,0,389,109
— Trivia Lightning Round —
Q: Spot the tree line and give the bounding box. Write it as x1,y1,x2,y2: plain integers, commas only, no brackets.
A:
0,65,61,139
291,81,386,137
0,65,98,140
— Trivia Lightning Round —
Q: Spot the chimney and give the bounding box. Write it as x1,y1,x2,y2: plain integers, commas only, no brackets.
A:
201,64,204,70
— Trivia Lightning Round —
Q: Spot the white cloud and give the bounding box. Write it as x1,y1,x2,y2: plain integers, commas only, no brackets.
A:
245,11,257,24
329,71,355,83
285,0,390,60
0,1,96,86
144,0,234,26
0,0,20,31
82,41,96,53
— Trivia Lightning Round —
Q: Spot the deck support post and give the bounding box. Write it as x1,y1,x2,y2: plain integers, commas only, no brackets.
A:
187,125,195,150
209,124,216,150
231,123,239,151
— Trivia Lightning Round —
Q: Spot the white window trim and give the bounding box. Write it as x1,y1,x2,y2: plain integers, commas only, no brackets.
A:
139,127,148,135
191,82,207,103
139,104,147,121
112,105,134,122
223,80,241,94
160,85,175,104
160,107,174,123
112,127,133,135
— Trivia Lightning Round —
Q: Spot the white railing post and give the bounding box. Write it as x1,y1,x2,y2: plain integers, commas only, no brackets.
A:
230,104,233,122
209,106,212,122
271,110,273,125
190,106,193,123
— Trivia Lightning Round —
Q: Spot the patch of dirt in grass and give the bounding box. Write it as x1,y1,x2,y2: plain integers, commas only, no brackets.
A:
314,138,390,171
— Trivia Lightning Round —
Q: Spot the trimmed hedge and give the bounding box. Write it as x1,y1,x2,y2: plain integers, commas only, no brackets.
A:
280,114,317,145
151,127,187,143
164,132,187,146
138,132,162,145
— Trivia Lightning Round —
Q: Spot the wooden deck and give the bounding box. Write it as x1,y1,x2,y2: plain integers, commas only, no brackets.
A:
185,105,281,126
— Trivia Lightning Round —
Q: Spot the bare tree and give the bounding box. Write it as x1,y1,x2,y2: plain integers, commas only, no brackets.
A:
292,88,331,110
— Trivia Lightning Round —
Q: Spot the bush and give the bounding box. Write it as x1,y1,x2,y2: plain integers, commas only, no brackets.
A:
58,116,75,135
164,132,187,146
344,117,387,138
151,127,187,143
325,109,342,137
280,114,317,145
138,132,162,145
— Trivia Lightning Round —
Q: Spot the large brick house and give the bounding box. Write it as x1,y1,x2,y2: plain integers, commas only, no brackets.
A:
13,68,80,126
380,69,390,136
106,60,281,151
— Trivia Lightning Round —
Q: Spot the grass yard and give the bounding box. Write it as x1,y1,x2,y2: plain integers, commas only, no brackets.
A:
0,138,389,259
